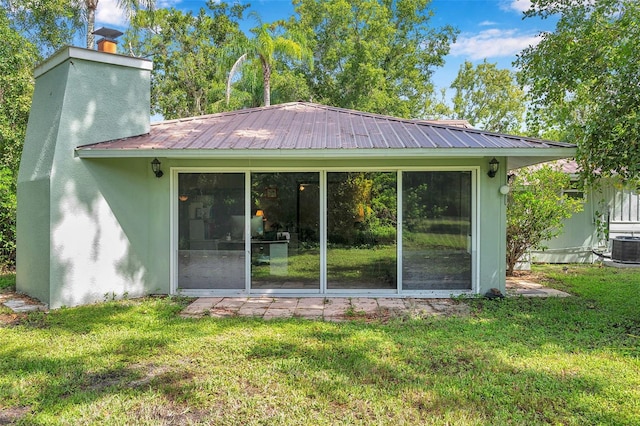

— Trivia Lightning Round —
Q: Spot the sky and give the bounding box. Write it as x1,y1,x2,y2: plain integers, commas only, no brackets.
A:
94,0,558,92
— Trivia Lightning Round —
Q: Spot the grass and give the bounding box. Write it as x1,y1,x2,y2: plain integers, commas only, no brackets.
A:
1,265,639,425
0,272,15,292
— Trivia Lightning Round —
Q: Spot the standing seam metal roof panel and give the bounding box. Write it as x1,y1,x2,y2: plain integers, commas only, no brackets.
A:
76,102,576,152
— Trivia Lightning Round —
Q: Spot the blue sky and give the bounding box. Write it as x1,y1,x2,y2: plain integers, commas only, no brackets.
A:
96,0,557,91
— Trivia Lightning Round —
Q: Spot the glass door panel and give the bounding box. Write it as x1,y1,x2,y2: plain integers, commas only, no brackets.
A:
177,173,245,290
326,172,397,290
250,172,320,290
402,171,472,290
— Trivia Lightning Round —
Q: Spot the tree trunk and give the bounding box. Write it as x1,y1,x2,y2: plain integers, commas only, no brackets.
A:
226,53,248,106
86,0,99,49
260,55,271,107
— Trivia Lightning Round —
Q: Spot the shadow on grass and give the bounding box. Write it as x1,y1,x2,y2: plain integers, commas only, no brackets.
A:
1,284,639,424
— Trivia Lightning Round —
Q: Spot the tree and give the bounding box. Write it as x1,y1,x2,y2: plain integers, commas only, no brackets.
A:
226,16,313,107
84,0,154,49
126,3,248,118
288,0,458,118
506,165,583,276
0,10,38,267
1,0,83,54
517,0,640,184
450,60,525,134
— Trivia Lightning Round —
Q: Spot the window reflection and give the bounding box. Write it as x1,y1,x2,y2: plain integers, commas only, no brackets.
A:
402,171,472,290
177,173,245,290
327,172,397,290
250,172,320,290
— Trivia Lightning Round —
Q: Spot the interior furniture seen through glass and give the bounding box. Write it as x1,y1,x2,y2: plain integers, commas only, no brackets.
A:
250,172,320,290
177,173,245,290
402,171,472,290
326,172,397,290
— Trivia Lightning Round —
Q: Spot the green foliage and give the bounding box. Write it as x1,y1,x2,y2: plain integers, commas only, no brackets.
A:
289,0,458,118
327,172,397,247
0,271,15,290
0,170,16,267
126,3,248,119
226,15,313,107
506,165,583,275
0,0,83,55
0,12,38,268
517,0,640,184
450,60,525,134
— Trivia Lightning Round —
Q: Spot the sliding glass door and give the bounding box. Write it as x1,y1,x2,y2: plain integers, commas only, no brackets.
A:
175,169,474,294
177,173,246,290
326,172,397,290
250,172,321,291
402,171,472,290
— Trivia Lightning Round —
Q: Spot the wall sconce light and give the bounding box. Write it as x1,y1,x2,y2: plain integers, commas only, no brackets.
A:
255,209,264,217
151,158,163,178
487,157,499,178
178,194,189,202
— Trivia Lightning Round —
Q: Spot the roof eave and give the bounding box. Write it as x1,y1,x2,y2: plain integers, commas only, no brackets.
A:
76,147,576,164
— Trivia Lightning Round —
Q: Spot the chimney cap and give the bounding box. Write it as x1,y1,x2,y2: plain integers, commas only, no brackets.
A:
92,27,123,41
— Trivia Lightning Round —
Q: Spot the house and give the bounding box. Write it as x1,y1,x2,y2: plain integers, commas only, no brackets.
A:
527,160,640,264
16,47,576,308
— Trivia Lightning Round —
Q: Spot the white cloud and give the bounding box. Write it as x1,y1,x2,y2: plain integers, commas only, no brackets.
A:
95,0,179,28
95,0,128,27
479,20,498,27
501,0,533,13
450,28,541,60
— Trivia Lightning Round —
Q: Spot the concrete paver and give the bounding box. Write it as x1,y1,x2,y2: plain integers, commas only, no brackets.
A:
209,308,239,318
270,299,299,309
296,298,325,309
294,308,324,319
215,298,249,309
377,298,407,309
237,306,269,316
263,308,294,320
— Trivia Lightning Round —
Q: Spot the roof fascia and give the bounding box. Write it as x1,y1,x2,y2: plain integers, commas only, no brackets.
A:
76,147,576,160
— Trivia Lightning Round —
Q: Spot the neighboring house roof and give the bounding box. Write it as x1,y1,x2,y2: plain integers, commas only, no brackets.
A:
424,119,475,129
77,102,575,168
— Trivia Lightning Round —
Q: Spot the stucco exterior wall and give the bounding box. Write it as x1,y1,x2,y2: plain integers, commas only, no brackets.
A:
478,159,507,294
18,47,516,307
18,48,154,308
530,192,599,264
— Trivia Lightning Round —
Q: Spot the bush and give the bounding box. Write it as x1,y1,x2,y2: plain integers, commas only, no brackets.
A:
506,165,583,275
0,169,16,268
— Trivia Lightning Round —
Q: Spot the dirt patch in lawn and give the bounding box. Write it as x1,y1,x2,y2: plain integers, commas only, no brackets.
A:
0,406,31,424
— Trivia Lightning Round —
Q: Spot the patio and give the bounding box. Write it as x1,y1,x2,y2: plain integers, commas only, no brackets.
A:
178,277,571,320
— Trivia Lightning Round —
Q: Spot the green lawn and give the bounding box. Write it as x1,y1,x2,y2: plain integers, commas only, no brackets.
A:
1,265,639,425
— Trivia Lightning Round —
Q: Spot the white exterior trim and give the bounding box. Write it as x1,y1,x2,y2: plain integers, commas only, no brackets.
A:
76,147,576,161
35,46,152,78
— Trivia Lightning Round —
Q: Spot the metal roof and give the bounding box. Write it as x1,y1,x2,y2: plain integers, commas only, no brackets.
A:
77,102,575,166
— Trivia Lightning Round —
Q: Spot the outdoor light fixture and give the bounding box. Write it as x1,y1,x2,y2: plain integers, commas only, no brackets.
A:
487,157,499,178
178,194,189,202
151,158,163,178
